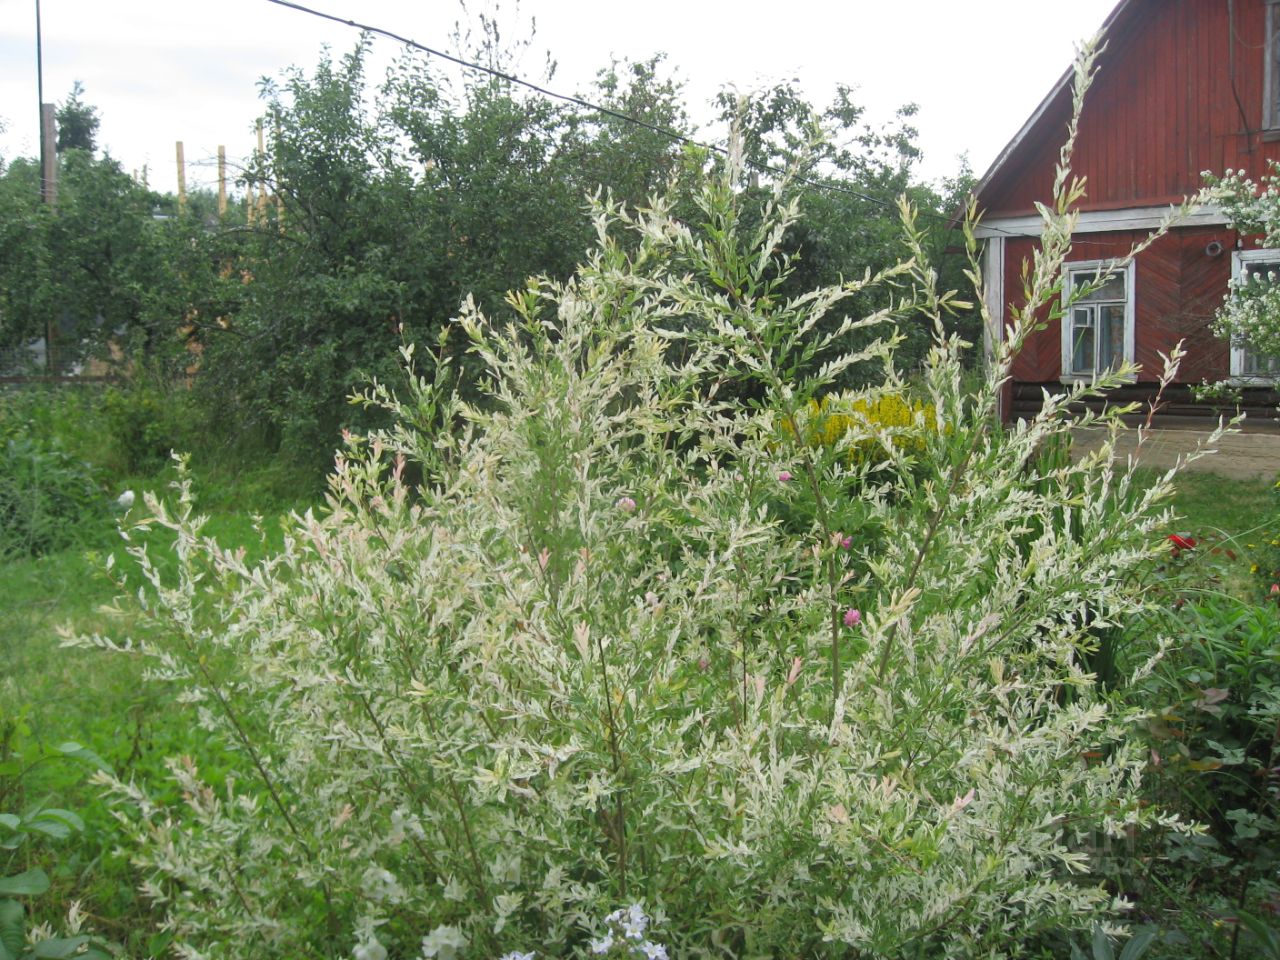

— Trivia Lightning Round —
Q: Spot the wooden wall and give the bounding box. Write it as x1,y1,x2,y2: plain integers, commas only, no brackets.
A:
1002,225,1235,384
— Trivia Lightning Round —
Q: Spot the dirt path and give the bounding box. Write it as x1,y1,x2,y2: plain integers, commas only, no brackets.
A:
1071,423,1280,481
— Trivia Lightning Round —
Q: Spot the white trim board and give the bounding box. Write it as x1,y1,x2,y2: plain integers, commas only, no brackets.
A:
973,204,1229,239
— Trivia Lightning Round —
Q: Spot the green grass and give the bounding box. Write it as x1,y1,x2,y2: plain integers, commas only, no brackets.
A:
1163,469,1276,542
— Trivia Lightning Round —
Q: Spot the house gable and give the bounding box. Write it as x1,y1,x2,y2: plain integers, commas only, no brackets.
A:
977,0,1275,220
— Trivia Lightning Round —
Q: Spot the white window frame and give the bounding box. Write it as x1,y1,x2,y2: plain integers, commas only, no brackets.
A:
1268,0,1280,130
1229,248,1280,382
1060,258,1136,383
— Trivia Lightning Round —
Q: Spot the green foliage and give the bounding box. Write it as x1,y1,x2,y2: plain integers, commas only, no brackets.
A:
54,82,99,155
98,379,194,475
1138,595,1280,869
1244,479,1280,602
0,714,113,960
0,390,109,561
1069,925,1158,960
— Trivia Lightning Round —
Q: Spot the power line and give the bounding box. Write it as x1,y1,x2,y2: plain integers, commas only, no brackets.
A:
262,0,1125,247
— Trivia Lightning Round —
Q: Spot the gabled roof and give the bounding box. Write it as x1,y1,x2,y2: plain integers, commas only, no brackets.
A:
972,0,1135,205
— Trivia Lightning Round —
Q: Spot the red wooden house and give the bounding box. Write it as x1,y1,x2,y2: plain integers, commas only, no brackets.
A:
973,0,1280,421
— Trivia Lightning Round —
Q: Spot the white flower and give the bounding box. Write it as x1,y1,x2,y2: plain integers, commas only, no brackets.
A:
499,953,535,960
421,925,467,960
621,903,647,940
115,489,135,510
353,939,387,960
590,934,614,954
639,943,667,960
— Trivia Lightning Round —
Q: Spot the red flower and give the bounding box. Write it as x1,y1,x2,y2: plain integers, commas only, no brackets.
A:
1167,534,1197,552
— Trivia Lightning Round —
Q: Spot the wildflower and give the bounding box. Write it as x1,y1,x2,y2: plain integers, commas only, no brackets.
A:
840,535,853,550
589,934,614,954
1271,583,1279,595
353,939,387,960
843,608,862,628
499,953,535,960
777,470,793,482
622,904,648,939
1167,533,1196,552
615,496,637,513
115,489,135,511
640,943,668,960
420,925,467,960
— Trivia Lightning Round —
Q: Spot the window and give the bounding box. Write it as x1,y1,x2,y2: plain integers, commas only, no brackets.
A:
1230,249,1280,380
1269,0,1280,130
1061,259,1135,380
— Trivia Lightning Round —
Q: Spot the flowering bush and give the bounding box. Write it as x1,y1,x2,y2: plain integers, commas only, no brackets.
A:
1205,162,1280,365
782,391,941,470
74,50,1217,960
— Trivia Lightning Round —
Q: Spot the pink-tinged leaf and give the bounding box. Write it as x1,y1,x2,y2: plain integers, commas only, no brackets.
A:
786,657,803,686
1194,688,1229,710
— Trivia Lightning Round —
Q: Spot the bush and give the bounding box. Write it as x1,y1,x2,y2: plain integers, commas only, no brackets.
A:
0,435,105,560
98,379,193,476
74,100,1215,956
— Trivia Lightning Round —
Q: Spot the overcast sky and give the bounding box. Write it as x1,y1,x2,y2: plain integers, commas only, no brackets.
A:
0,0,1120,193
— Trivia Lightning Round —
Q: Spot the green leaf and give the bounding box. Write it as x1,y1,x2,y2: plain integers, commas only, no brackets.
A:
0,898,24,960
1092,925,1114,960
32,935,90,958
23,819,71,840
0,868,50,896
1237,910,1280,955
1118,927,1158,960
0,816,18,832
53,743,109,772
27,809,83,834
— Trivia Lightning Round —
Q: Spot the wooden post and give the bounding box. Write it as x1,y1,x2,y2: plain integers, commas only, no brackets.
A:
40,103,57,207
255,120,268,221
175,141,187,213
217,146,227,218
247,182,256,226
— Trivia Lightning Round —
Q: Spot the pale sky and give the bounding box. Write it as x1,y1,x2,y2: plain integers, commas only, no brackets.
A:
0,0,1120,193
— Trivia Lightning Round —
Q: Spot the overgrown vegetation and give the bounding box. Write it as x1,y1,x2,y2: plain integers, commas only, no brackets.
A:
3,21,1280,960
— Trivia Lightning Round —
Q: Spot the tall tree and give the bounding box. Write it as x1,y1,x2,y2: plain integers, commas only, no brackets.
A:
56,81,100,154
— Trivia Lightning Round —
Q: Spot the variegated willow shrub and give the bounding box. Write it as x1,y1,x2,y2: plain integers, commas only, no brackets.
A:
76,102,1205,960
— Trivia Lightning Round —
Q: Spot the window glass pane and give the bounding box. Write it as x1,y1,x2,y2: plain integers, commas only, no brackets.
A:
1072,270,1126,302
1072,307,1094,375
1273,10,1280,126
1098,304,1125,372
1242,347,1280,377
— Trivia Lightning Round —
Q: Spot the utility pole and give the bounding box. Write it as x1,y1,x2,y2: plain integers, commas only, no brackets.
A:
36,0,46,199
36,0,57,373
176,141,187,213
218,145,227,218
